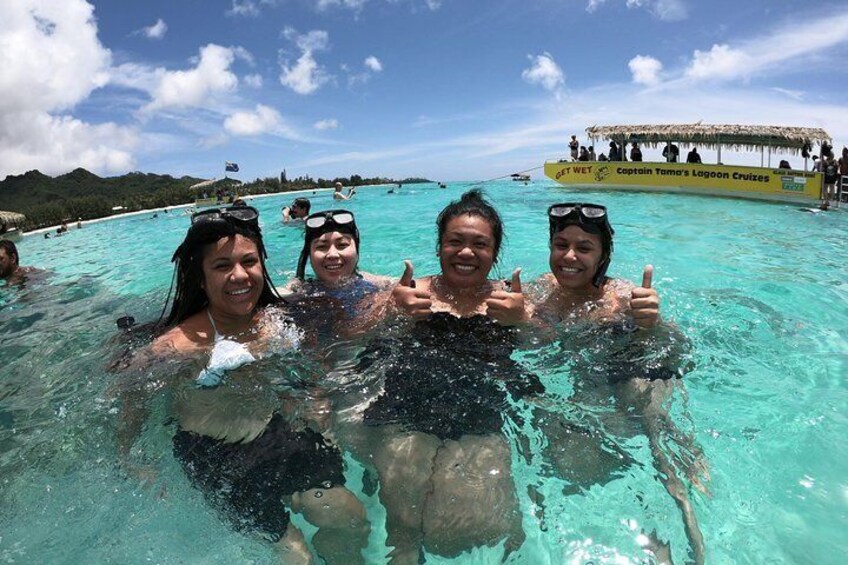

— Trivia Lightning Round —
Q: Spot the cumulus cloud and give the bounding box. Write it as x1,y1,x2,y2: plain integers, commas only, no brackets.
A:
0,0,137,177
628,55,663,85
143,44,239,112
314,118,339,130
521,53,564,91
244,73,263,88
364,56,383,72
224,104,282,136
685,44,750,80
279,28,332,95
141,18,167,39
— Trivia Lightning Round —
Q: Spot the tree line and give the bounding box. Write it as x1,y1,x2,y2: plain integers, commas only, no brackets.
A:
0,168,427,231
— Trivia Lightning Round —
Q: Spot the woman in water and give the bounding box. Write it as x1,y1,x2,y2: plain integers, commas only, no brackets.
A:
531,202,708,564
117,206,369,564
359,189,538,563
289,209,392,303
285,208,393,348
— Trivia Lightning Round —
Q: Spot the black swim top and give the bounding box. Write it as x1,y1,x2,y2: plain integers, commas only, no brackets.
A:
363,312,544,440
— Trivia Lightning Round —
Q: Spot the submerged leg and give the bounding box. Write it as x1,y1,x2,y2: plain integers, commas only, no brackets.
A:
290,486,370,565
274,524,313,565
373,431,441,564
423,434,524,558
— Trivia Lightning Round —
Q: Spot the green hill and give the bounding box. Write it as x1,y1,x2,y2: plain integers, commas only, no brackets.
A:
0,168,203,229
0,169,416,231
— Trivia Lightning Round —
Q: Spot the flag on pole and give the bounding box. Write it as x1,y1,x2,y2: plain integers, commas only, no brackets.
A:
225,161,239,172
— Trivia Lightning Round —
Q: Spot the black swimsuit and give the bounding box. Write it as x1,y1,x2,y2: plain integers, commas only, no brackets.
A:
363,312,544,440
173,413,345,542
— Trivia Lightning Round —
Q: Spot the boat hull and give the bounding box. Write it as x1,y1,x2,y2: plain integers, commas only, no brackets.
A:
544,161,823,204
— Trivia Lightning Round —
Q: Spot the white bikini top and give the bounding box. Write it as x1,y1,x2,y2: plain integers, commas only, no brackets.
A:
195,310,257,387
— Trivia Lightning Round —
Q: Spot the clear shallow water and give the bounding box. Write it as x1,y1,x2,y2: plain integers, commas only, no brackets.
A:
1,181,847,564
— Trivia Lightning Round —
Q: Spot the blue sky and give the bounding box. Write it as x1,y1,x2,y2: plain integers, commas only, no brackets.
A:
2,0,847,182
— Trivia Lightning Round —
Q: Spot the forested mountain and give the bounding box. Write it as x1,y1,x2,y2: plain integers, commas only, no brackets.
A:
0,168,425,230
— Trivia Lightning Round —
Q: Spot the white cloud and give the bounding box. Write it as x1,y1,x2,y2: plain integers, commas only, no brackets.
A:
424,0,441,9
681,14,848,81
314,118,339,130
0,112,137,177
141,18,167,40
684,44,751,80
628,55,663,85
771,87,804,101
586,0,607,13
244,73,263,88
0,0,138,178
521,53,564,91
280,28,332,95
652,0,687,21
224,104,282,136
364,56,383,72
315,0,367,10
228,0,260,17
0,1,110,114
589,0,687,21
143,44,239,112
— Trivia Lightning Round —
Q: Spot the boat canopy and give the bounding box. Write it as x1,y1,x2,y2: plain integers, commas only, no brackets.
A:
0,210,26,228
585,124,831,154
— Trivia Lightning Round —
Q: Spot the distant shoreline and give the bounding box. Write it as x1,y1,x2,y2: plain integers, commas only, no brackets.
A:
21,185,362,237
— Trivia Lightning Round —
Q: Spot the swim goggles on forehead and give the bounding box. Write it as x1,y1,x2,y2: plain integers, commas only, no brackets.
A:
305,210,355,229
548,203,607,220
191,206,259,225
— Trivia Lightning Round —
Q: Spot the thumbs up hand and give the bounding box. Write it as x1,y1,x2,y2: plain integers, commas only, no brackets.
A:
630,265,660,328
485,268,530,326
391,260,433,320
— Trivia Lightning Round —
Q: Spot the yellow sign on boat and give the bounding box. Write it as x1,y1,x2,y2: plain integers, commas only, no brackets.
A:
544,161,823,203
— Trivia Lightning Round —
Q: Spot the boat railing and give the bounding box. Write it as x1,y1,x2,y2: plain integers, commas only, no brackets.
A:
544,158,820,174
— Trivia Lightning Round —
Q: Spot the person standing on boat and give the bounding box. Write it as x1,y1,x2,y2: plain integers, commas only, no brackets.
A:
569,135,579,160
608,141,622,161
822,154,839,201
838,147,848,200
663,143,680,163
630,142,643,162
588,145,596,161
687,147,702,164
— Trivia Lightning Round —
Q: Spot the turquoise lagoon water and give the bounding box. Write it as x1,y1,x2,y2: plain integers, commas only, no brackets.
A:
1,181,846,564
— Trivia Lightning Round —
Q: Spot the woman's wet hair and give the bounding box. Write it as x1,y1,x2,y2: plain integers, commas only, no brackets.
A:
160,218,281,329
436,189,504,263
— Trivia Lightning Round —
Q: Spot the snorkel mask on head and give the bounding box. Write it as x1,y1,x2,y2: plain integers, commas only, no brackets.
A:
172,205,265,262
296,209,361,279
548,203,615,288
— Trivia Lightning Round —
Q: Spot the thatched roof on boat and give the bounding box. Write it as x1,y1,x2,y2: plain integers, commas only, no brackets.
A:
585,124,831,153
0,210,26,228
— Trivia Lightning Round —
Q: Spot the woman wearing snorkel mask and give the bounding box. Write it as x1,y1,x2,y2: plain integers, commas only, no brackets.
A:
290,209,391,298
117,206,369,565
537,202,659,326
532,203,707,565
359,190,539,562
